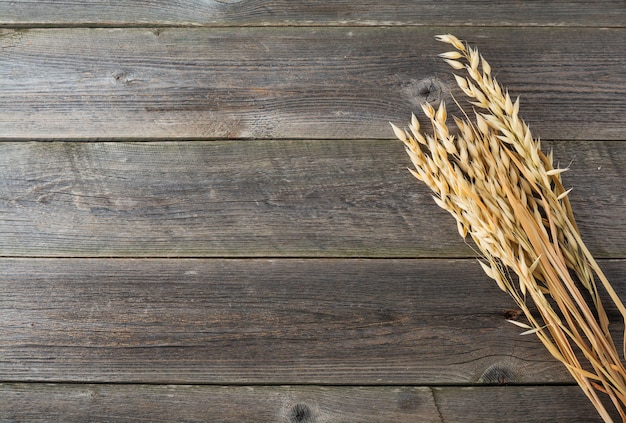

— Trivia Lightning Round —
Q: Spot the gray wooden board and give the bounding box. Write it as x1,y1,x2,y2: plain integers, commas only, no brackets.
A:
0,140,623,258
0,383,612,423
1,0,625,27
433,385,618,423
0,28,625,140
1,258,624,384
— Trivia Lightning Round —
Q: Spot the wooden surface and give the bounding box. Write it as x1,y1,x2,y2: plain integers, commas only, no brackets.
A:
0,1,625,422
2,1,625,27
0,27,625,140
1,140,623,258
0,384,611,423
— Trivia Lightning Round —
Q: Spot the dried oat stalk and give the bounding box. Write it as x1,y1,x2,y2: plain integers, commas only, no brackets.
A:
391,34,626,422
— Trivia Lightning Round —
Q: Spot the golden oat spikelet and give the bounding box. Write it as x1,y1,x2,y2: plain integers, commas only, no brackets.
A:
392,34,626,422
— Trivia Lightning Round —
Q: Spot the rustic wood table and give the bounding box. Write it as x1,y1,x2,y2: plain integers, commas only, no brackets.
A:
0,2,625,422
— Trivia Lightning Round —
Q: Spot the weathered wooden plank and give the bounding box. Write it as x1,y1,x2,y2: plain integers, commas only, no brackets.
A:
0,27,625,140
1,0,624,27
0,383,610,423
0,140,623,258
433,386,617,423
1,258,624,384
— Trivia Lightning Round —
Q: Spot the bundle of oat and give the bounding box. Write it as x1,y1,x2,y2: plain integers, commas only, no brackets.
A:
391,34,626,422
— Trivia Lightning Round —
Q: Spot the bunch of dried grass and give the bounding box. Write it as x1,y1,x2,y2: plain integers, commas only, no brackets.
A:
391,34,626,422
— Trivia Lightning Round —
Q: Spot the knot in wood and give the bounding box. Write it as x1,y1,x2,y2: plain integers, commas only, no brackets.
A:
402,77,447,107
479,363,520,385
288,403,314,423
110,69,138,85
503,309,522,320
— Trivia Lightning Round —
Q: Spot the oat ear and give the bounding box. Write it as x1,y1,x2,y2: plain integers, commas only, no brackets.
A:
395,34,626,421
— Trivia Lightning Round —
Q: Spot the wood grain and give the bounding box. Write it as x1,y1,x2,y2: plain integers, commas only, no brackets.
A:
0,28,625,140
3,1,625,421
0,140,623,258
1,0,625,27
433,385,617,423
0,383,611,423
1,258,624,384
